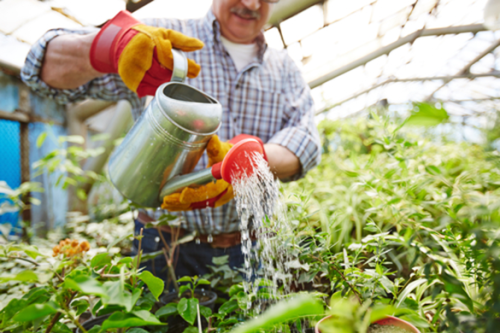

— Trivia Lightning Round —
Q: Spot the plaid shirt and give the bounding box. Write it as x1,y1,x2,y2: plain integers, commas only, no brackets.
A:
21,10,321,235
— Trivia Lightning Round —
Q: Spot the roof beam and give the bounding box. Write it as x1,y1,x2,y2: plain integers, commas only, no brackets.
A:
316,71,500,115
424,37,500,101
308,24,488,89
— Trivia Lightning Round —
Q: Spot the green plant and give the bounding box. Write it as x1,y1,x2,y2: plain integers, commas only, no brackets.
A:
0,230,171,333
34,131,105,200
177,276,210,299
277,109,500,332
203,255,243,296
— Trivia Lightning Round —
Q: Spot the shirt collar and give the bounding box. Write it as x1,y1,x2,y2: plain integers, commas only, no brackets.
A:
201,9,268,64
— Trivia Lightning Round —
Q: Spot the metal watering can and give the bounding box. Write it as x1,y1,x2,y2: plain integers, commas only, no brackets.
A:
108,50,223,207
108,50,267,208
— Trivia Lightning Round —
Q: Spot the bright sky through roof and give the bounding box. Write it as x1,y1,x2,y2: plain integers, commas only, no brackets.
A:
0,0,499,123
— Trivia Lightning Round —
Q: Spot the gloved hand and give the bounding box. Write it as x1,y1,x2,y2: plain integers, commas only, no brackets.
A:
161,135,234,211
90,10,204,97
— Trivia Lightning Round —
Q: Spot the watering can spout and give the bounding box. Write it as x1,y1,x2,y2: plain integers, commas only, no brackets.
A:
159,138,267,199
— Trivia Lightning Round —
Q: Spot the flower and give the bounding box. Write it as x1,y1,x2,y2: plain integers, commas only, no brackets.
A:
52,239,91,257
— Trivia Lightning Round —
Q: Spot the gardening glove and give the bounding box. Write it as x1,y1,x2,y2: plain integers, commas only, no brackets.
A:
90,10,203,97
161,135,234,211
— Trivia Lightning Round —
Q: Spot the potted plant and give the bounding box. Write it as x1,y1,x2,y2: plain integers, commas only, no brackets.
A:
315,296,420,333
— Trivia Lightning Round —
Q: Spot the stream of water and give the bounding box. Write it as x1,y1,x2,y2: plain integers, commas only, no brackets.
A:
232,153,295,313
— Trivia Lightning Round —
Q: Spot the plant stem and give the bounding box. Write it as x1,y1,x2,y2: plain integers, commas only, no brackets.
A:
45,291,77,333
310,254,362,304
7,255,39,266
61,298,88,333
162,247,179,293
157,228,180,293
133,228,143,286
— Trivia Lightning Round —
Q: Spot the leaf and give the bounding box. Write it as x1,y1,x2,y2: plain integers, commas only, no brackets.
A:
104,280,141,312
90,253,112,268
177,276,193,283
441,272,474,312
425,165,442,175
36,133,47,148
76,188,87,200
219,300,239,316
63,135,85,144
71,299,89,316
13,303,57,322
101,311,165,329
138,271,164,301
182,327,199,333
212,255,229,265
156,303,178,318
200,305,212,319
0,270,38,283
405,102,449,127
177,297,199,325
179,285,191,297
230,294,323,333
396,278,427,307
64,276,108,298
229,284,244,297
196,278,210,285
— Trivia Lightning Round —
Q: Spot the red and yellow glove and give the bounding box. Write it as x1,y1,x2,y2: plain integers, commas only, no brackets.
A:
90,10,204,97
161,134,267,212
161,135,234,211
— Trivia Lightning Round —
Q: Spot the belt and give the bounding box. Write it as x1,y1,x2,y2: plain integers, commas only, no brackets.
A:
136,211,256,249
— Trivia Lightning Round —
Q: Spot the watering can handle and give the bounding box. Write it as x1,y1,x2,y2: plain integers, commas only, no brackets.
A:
171,49,188,83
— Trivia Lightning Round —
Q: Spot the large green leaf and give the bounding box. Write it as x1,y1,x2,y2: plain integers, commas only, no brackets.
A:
404,102,449,127
13,303,58,322
177,297,199,325
64,276,108,298
0,270,38,283
138,271,164,301
156,303,178,318
441,272,474,312
90,253,112,268
230,294,323,333
104,280,142,312
101,311,165,329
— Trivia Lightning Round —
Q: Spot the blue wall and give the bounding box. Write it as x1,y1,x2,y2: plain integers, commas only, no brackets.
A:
0,71,68,232
0,120,21,229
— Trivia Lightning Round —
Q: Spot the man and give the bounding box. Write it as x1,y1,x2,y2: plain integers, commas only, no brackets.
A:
21,0,321,282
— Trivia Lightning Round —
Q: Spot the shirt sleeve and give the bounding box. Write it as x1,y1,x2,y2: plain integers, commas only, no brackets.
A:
267,55,321,182
20,27,144,119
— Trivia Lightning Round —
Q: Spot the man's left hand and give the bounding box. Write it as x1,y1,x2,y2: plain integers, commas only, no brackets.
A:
161,135,234,211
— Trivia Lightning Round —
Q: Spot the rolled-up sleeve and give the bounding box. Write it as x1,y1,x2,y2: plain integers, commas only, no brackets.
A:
20,28,144,118
267,56,321,181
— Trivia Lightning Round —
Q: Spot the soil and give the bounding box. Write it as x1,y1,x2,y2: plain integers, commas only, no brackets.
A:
368,324,412,333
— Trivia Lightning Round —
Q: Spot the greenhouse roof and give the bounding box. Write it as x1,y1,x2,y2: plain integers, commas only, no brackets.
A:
0,0,498,119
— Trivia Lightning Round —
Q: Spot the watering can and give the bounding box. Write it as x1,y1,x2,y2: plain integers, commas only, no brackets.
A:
108,50,266,208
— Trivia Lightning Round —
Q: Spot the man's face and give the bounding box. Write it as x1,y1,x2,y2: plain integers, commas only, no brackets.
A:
212,0,272,44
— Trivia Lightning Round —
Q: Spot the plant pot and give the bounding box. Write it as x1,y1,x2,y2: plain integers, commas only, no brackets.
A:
160,288,218,310
160,289,217,332
76,314,111,333
315,315,421,333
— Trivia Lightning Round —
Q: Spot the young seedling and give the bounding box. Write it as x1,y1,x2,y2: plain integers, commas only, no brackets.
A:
177,275,211,299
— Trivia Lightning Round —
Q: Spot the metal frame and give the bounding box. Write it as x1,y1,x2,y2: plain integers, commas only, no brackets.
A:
316,72,500,115
308,24,488,89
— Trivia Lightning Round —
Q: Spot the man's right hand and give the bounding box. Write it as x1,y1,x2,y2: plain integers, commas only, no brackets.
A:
90,10,204,97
